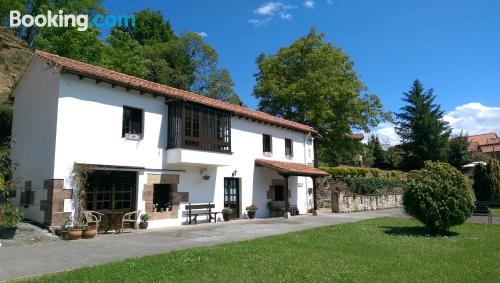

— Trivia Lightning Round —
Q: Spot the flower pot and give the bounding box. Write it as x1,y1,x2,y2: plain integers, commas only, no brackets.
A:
67,230,82,240
247,211,256,219
82,228,97,239
222,213,230,221
139,221,148,229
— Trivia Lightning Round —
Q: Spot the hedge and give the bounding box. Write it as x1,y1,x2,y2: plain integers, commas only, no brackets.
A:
320,166,402,179
334,176,405,195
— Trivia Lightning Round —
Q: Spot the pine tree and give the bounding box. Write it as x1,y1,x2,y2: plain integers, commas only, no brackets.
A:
396,80,451,170
367,135,386,168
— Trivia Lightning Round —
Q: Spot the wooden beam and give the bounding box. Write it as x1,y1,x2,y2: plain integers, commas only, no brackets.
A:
111,84,117,88
95,79,101,84
78,75,84,80
139,91,145,95
282,174,290,214
312,176,318,214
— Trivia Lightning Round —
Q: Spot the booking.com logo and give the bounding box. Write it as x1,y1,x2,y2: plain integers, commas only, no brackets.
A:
9,10,135,31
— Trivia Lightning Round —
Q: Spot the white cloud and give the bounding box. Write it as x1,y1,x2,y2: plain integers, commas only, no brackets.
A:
250,2,297,27
364,103,500,147
363,122,401,147
444,103,500,135
255,2,283,15
304,1,315,8
326,0,333,4
249,17,272,27
196,32,208,38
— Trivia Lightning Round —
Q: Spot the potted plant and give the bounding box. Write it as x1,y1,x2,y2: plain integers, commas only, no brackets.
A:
66,226,84,240
82,225,97,239
140,213,150,229
222,207,233,221
245,204,258,219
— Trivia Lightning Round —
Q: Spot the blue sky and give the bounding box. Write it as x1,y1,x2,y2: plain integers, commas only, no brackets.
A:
103,0,500,143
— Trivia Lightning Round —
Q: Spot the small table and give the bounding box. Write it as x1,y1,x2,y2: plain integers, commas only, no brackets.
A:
100,210,126,233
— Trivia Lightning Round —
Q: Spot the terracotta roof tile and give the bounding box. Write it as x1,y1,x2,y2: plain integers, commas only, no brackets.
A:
467,133,498,146
349,133,364,140
33,50,317,135
255,159,329,177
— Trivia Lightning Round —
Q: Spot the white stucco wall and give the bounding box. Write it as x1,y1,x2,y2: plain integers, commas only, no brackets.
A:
11,58,60,222
12,68,317,226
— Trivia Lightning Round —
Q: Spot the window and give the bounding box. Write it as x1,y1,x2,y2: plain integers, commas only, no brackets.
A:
263,134,272,154
122,106,143,138
274,185,285,201
153,184,171,212
85,171,136,211
285,138,293,158
167,102,231,153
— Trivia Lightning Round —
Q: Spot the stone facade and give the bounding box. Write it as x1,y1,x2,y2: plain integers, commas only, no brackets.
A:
143,173,187,220
41,179,72,227
331,191,403,213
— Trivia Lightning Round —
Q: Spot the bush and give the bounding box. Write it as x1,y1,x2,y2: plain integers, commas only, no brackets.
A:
0,176,22,229
473,159,500,201
320,166,369,178
403,161,474,234
333,177,405,195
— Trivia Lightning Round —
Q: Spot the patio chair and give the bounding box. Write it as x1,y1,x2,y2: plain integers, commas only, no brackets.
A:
82,210,105,231
121,210,141,231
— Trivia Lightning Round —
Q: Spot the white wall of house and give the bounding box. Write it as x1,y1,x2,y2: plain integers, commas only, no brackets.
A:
11,60,317,226
11,59,60,222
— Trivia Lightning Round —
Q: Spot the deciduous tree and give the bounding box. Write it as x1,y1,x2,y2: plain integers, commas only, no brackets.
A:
253,28,389,165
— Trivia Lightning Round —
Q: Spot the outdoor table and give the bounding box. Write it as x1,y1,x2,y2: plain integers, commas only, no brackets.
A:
99,210,127,233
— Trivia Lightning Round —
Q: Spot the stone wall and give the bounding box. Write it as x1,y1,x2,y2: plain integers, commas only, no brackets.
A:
317,177,403,213
331,191,403,213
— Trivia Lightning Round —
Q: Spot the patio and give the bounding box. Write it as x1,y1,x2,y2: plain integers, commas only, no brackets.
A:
0,209,404,281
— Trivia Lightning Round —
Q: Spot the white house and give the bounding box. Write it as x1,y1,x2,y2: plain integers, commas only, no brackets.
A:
10,50,327,228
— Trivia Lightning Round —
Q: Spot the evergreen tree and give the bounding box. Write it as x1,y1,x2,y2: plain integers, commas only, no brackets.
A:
448,131,471,169
396,80,451,170
367,135,386,168
474,159,500,201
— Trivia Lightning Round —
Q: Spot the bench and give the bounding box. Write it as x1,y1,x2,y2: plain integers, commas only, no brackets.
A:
473,205,492,224
268,201,299,217
186,203,219,224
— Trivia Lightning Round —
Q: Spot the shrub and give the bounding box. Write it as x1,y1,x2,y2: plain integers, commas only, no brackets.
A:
334,177,405,195
0,176,22,229
473,159,500,201
320,166,370,178
403,161,474,234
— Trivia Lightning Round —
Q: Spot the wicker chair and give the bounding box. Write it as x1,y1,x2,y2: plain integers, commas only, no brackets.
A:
121,210,141,231
82,210,105,231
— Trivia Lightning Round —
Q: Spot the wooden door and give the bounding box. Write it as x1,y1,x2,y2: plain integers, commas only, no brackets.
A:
224,178,240,218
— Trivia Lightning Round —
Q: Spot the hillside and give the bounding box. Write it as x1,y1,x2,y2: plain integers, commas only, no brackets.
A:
0,29,32,104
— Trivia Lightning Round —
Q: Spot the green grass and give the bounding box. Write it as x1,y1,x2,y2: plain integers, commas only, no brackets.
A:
491,208,500,216
21,218,500,283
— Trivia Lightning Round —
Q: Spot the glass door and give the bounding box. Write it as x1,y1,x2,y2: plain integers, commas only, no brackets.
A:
224,178,240,218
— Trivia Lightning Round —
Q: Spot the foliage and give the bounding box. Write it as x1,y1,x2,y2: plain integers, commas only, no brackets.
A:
140,213,150,222
0,143,11,179
252,28,390,165
12,0,105,45
0,176,22,229
245,204,258,212
23,218,500,283
473,159,500,201
403,161,474,233
448,131,471,169
367,135,386,168
333,176,405,195
222,207,233,215
396,80,451,170
0,105,12,145
385,145,404,170
320,166,402,180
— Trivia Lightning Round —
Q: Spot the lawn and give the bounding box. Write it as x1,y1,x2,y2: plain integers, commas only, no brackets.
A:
491,208,500,216
21,218,500,283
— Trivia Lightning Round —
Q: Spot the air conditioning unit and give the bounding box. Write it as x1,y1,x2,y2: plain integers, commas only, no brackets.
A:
125,133,141,140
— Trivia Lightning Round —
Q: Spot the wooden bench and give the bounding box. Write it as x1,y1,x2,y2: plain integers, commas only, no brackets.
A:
186,203,219,224
473,205,492,224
